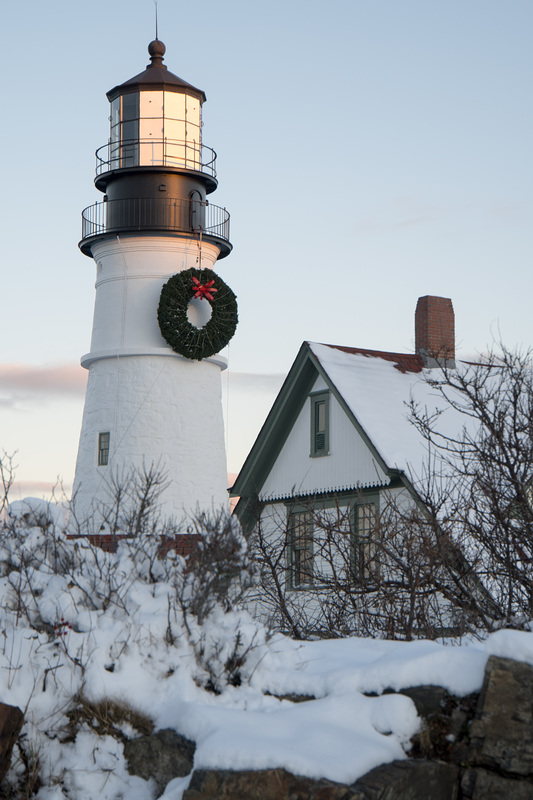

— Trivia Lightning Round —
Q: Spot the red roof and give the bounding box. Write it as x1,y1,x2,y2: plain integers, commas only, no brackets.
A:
318,344,425,374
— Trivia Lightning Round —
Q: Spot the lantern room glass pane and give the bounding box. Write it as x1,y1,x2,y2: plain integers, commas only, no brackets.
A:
120,120,139,166
185,95,201,143
139,138,164,166
107,93,139,167
164,119,187,166
122,92,139,121
139,91,164,165
110,98,120,140
139,91,164,121
109,98,121,167
164,91,186,122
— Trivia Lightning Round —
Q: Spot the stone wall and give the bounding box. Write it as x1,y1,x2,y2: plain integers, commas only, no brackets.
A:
181,656,533,800
5,655,533,798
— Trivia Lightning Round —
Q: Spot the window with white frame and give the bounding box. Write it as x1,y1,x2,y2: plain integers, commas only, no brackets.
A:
288,510,314,588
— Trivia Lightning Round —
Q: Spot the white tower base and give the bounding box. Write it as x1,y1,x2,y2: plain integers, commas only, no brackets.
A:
72,236,230,530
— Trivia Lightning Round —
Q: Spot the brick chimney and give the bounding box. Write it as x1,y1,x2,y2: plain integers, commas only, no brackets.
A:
415,296,455,367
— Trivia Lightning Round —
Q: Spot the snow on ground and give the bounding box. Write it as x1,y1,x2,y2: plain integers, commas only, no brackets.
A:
0,499,530,799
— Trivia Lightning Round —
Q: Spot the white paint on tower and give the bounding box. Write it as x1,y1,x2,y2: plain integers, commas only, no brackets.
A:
72,40,234,529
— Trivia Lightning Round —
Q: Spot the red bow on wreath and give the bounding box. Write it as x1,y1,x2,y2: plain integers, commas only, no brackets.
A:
192,276,218,302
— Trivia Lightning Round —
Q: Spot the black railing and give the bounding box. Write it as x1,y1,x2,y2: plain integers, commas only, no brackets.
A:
95,139,217,179
81,197,230,244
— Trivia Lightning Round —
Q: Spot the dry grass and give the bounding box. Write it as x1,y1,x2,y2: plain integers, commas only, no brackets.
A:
63,694,154,742
0,741,41,800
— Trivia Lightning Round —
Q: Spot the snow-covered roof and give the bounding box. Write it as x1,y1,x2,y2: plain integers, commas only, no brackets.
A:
232,340,472,509
309,342,463,485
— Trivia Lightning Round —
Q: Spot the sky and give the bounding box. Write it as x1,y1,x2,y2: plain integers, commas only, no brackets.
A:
1,0,532,497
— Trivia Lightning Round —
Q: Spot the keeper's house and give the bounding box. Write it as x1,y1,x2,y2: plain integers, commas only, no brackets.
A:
230,296,463,633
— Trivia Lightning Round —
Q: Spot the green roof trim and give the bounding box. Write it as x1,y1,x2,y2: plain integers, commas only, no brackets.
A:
231,343,317,500
231,343,400,514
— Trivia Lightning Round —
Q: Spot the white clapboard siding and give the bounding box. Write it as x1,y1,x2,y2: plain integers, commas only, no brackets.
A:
260,375,389,500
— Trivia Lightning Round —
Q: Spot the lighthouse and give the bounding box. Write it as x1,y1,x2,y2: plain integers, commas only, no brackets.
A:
72,40,236,528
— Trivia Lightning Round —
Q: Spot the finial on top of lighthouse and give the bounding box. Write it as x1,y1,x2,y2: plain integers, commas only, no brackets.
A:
149,0,165,66
148,0,165,66
147,38,166,68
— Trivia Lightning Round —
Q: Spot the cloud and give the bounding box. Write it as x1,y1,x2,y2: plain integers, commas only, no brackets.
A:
0,363,87,406
10,479,72,500
0,365,284,402
222,371,286,393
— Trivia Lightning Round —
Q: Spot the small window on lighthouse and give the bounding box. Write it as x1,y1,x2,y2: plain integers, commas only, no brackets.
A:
98,432,110,466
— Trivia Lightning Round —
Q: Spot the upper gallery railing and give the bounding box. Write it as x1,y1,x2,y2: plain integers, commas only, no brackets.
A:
80,197,230,248
95,139,217,179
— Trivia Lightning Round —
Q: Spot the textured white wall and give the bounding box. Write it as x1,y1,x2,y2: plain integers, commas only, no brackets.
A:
72,234,229,529
73,353,229,526
88,236,220,354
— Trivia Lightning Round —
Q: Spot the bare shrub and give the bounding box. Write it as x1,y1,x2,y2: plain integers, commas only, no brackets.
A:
246,345,533,639
0,456,263,792
408,344,533,627
248,496,473,640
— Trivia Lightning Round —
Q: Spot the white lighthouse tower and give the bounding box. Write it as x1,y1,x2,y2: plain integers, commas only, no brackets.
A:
72,39,235,528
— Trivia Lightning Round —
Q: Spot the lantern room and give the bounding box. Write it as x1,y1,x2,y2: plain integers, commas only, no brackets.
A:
80,39,230,258
97,39,212,188
108,87,202,173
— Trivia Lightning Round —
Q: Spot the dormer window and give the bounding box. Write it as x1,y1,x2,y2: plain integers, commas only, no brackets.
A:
310,392,329,457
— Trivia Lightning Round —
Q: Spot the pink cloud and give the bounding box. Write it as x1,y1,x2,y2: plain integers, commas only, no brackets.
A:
0,363,87,403
9,480,72,501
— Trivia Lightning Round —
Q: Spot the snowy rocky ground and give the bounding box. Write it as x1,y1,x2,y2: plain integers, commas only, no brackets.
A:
1,498,533,799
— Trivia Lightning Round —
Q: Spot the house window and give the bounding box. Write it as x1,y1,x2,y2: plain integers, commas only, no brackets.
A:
353,499,379,580
98,432,110,466
310,392,329,457
288,510,313,588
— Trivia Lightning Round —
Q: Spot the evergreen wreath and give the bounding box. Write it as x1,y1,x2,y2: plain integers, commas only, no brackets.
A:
158,267,238,360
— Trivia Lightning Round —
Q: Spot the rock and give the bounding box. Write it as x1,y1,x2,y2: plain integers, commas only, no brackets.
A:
408,691,476,764
448,705,468,742
0,702,24,783
269,693,316,704
469,655,533,776
350,759,459,800
396,686,447,718
183,768,359,799
183,761,461,800
135,658,533,799
461,767,533,799
123,728,195,792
